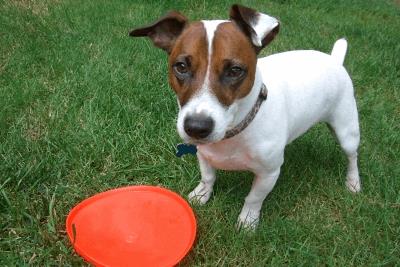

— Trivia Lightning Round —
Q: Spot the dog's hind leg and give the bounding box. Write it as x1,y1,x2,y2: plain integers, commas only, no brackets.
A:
328,95,361,193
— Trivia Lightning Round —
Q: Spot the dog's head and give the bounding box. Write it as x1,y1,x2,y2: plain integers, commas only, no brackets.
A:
130,5,279,144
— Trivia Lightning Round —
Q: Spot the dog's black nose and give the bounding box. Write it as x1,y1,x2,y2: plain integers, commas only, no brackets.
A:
184,115,214,139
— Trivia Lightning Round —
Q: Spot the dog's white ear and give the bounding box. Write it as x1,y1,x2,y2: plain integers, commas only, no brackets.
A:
230,4,279,52
129,11,188,54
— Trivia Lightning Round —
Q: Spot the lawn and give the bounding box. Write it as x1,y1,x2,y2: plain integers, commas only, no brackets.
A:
1,0,399,265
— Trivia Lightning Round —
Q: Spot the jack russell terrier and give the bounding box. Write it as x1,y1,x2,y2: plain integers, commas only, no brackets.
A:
130,4,361,229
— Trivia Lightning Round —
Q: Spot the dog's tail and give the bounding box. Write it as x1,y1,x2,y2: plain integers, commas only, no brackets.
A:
331,38,348,65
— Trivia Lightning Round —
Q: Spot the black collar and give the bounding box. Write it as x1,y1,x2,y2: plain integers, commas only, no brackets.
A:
223,83,268,140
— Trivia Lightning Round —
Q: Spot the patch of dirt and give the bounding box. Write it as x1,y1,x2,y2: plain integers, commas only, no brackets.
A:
23,106,48,141
8,0,60,16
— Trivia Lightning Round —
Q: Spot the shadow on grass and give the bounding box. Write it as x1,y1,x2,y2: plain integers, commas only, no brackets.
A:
208,124,346,217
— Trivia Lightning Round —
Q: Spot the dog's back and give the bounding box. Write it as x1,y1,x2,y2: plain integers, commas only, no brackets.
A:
257,42,354,143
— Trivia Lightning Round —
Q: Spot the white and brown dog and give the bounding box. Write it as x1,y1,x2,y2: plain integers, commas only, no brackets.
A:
130,4,361,229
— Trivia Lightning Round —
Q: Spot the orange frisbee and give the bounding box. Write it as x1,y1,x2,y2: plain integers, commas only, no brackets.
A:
66,186,196,266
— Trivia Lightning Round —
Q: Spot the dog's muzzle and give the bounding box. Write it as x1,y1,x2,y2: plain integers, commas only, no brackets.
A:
184,114,215,139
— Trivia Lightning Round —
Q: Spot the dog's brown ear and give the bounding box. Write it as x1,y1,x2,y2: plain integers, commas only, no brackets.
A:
129,11,188,54
229,4,279,53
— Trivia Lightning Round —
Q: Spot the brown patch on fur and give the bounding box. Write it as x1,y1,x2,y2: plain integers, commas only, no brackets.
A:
129,11,188,53
209,22,257,106
168,22,208,106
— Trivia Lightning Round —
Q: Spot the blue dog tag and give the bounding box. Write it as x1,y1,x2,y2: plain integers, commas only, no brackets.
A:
176,143,197,157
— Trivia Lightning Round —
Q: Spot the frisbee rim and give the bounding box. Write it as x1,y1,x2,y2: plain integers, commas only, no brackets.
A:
66,185,197,266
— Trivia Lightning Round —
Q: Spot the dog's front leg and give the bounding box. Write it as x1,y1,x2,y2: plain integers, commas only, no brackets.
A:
237,168,280,230
188,153,216,204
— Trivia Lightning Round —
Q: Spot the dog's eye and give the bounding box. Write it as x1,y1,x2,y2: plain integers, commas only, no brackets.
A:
173,62,189,75
226,66,245,79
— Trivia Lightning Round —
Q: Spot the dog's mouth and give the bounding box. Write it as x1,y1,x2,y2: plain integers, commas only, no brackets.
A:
176,97,233,145
186,139,208,145
177,111,226,145
182,134,223,145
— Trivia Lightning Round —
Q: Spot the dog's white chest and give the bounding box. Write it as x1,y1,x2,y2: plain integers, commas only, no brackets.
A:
197,142,252,171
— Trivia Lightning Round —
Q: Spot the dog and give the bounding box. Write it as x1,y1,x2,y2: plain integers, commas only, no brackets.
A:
130,4,361,229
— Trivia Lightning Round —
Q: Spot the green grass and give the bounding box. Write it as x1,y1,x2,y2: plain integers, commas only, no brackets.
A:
1,0,399,265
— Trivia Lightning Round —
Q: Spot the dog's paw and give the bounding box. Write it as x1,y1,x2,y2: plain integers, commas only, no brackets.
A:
188,182,212,205
236,206,260,231
346,177,361,193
